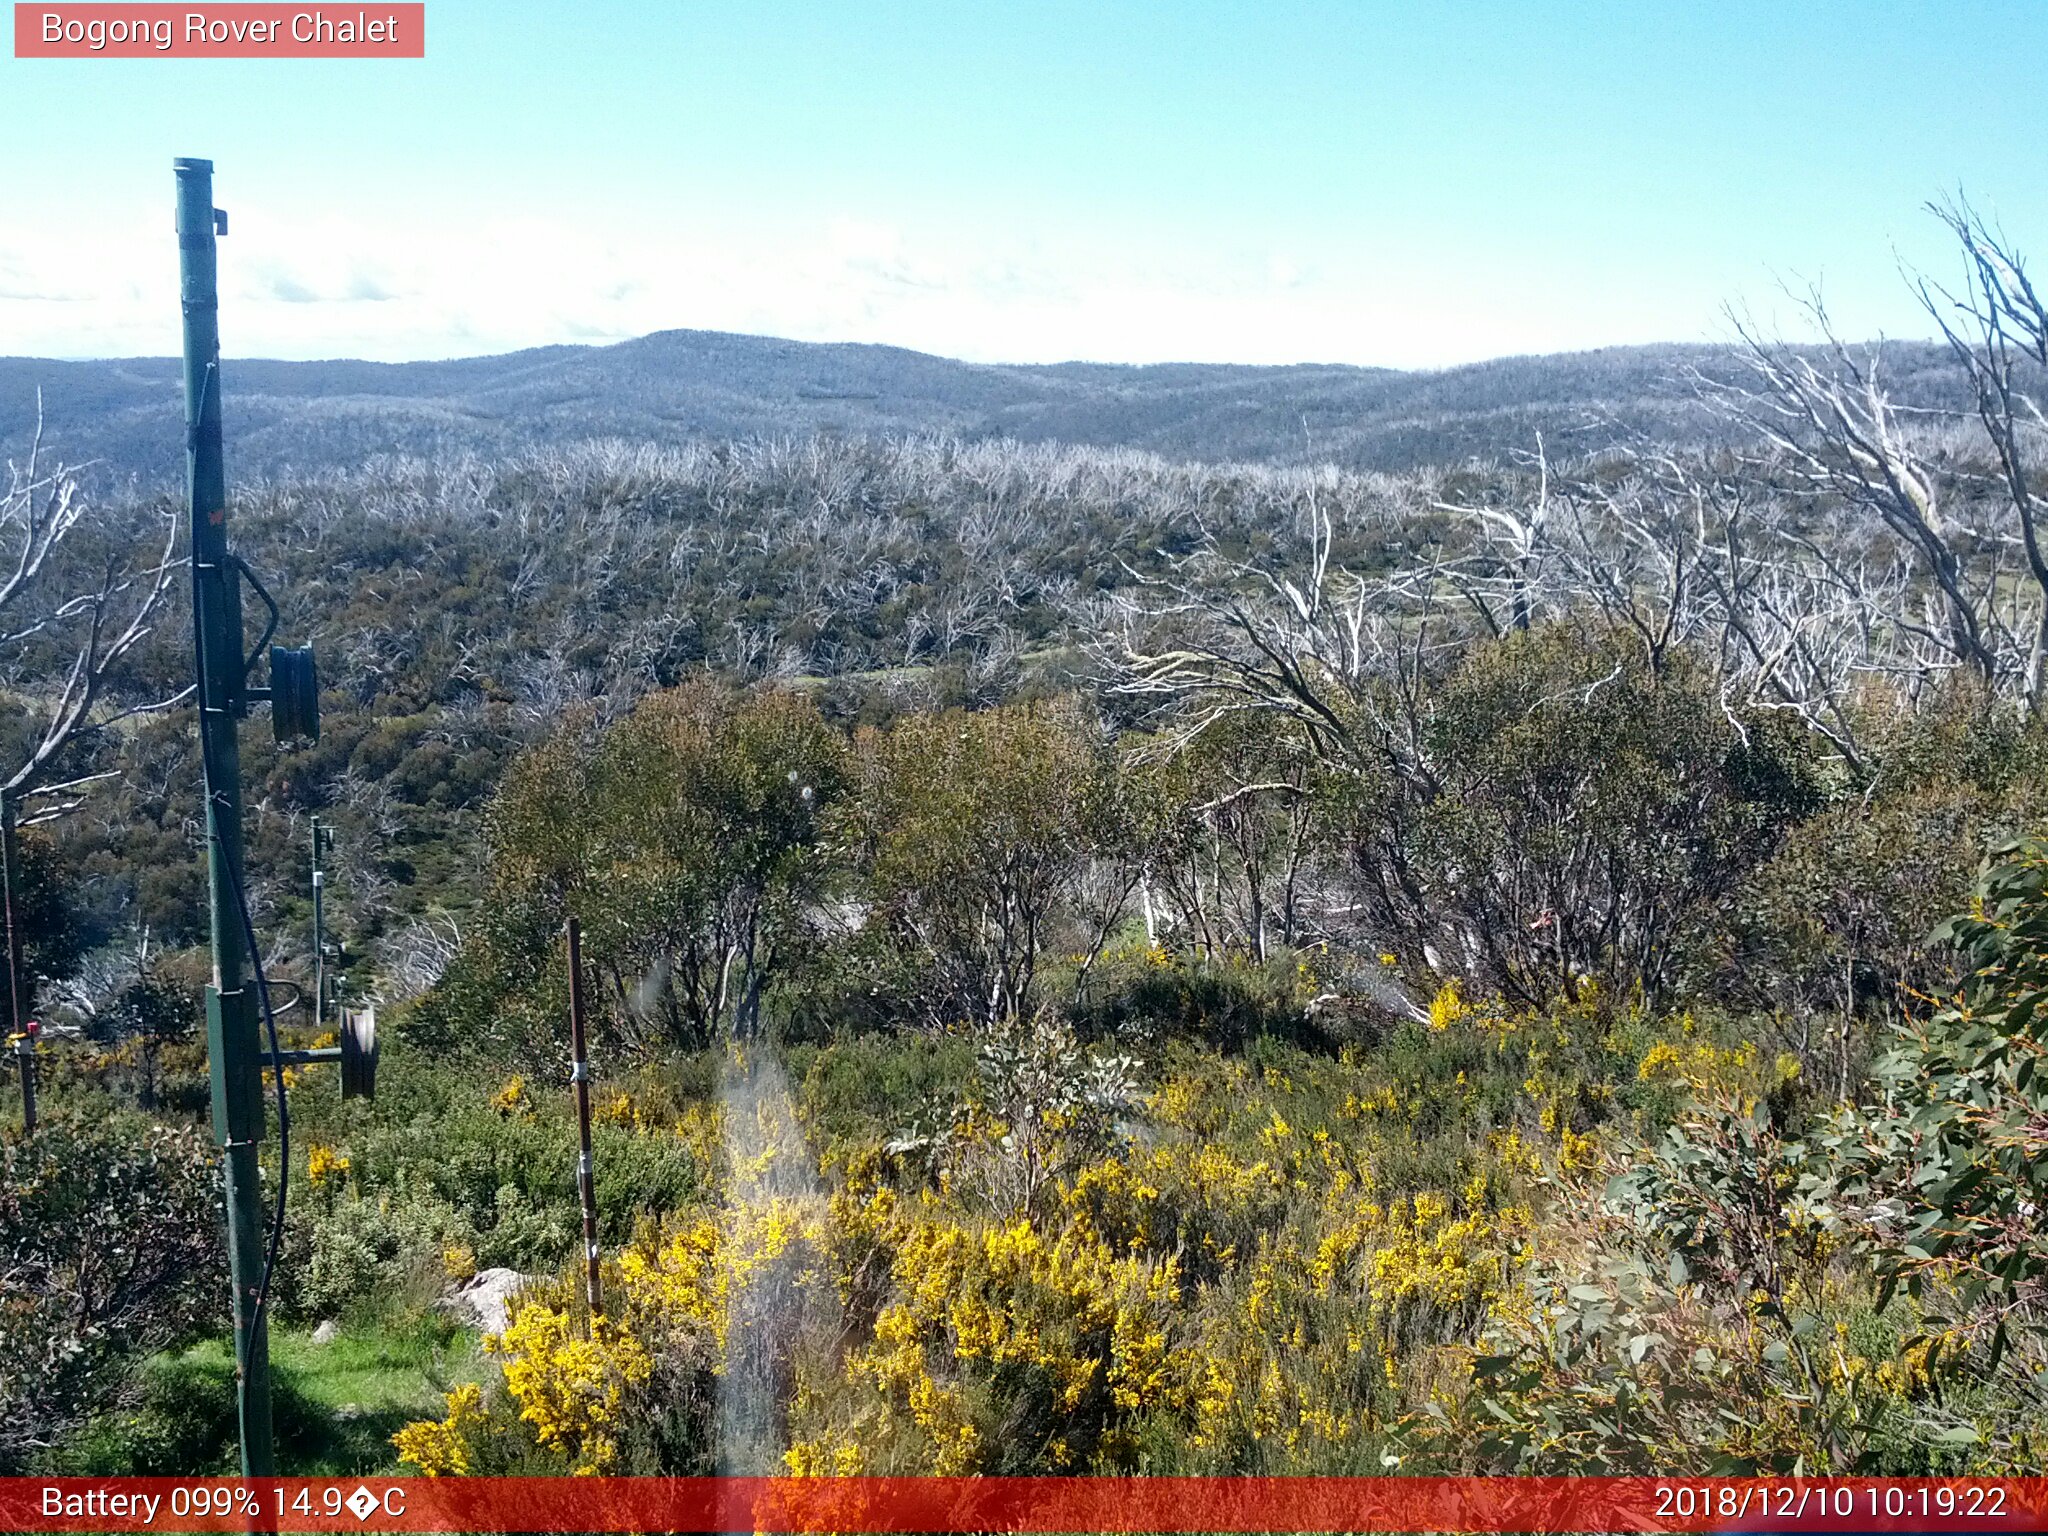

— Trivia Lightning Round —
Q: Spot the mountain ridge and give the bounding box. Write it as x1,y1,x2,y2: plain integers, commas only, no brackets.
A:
0,327,1958,484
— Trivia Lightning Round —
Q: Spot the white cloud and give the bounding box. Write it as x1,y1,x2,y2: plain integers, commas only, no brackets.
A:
0,209,1723,368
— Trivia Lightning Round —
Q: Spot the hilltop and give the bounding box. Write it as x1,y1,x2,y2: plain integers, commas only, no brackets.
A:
0,328,1961,484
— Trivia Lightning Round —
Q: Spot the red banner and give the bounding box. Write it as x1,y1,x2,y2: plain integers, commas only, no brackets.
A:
13,4,424,58
3,1476,2045,1533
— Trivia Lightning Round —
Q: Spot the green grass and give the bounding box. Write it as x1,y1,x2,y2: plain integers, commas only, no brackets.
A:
273,1318,484,1452
69,1315,483,1476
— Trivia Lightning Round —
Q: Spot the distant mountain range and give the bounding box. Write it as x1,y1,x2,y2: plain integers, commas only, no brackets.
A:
0,328,1965,485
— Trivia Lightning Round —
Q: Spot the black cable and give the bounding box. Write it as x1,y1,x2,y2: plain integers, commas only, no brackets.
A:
231,848,290,1334
187,454,291,1343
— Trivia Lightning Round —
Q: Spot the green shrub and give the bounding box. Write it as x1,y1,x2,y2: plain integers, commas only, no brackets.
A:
1337,629,1824,1009
0,1110,224,1472
1066,944,1319,1053
286,1180,473,1323
1818,834,2048,1355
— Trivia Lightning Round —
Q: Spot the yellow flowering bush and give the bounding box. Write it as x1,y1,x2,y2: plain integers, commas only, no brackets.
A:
1637,1037,1757,1094
489,1074,529,1116
486,1304,652,1474
397,1189,835,1476
305,1142,350,1187
391,1382,487,1477
393,982,2026,1478
795,1204,1194,1474
1428,979,1466,1031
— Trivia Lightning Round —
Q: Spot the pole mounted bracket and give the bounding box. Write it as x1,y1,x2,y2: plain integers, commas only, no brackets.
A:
229,556,319,743
260,1006,375,1100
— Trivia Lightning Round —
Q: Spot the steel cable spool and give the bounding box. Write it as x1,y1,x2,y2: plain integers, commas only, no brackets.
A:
269,644,319,743
338,1007,377,1101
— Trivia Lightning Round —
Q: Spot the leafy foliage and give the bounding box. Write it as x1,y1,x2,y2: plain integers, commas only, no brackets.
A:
847,699,1129,1029
416,682,846,1061
0,1111,224,1472
1340,630,1824,1006
1822,834,2048,1351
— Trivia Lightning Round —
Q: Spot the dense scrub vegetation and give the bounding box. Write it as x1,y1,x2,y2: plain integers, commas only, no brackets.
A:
347,650,2044,1476
19,629,2048,1474
6,201,2048,1477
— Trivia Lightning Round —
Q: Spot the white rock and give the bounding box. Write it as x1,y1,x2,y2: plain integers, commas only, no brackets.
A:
310,1319,341,1345
440,1267,530,1335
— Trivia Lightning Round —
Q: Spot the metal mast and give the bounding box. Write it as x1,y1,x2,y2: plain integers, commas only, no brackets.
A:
311,816,330,1033
177,156,274,1477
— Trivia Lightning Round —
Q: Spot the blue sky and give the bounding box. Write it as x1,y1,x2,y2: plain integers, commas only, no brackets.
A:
2,1,2042,366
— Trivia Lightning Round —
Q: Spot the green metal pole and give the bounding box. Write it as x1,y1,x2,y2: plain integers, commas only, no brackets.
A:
310,821,321,1035
311,816,327,1035
177,156,274,1478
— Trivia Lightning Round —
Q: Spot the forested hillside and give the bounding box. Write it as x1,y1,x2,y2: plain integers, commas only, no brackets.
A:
5,204,2048,1482
0,329,1971,485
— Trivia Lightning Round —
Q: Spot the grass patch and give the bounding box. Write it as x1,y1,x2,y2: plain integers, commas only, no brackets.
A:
67,1314,482,1476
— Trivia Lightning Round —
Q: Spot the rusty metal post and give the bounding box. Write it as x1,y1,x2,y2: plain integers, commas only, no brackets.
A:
10,1024,34,1135
565,916,603,1322
1,792,32,1134
2,793,24,1036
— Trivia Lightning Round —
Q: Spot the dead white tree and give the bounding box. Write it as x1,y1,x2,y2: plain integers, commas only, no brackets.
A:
1,398,186,825
1702,284,2020,705
380,911,464,1004
1427,436,1556,636
1914,195,2048,706
1551,451,1893,774
1110,475,1395,762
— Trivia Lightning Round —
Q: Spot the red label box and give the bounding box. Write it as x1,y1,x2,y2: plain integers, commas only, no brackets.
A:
3,1476,2047,1534
14,3,424,57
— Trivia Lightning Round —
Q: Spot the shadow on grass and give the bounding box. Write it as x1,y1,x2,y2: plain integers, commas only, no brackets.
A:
65,1315,478,1476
